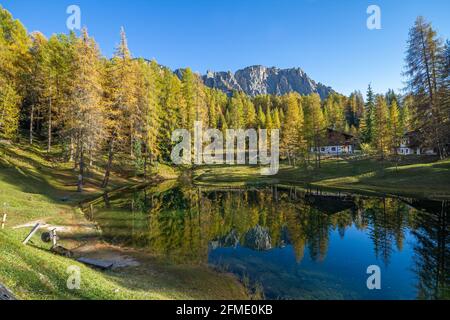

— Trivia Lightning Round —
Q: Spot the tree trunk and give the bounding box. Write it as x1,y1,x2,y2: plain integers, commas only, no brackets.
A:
143,144,148,181
69,135,74,162
47,96,52,153
0,107,5,132
29,104,34,145
74,139,80,170
102,137,115,189
77,145,84,193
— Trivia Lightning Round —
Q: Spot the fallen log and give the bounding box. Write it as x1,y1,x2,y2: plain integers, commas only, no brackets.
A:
22,223,41,245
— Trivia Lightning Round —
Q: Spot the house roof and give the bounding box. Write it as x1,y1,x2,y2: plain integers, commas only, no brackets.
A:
323,128,355,145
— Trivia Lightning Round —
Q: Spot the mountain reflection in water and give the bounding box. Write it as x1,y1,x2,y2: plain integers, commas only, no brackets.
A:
84,182,449,300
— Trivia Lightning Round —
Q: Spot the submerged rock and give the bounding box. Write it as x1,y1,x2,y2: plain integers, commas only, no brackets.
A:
244,225,272,251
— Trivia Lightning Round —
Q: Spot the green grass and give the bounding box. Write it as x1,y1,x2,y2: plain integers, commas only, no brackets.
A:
0,230,247,300
193,157,450,199
0,140,247,300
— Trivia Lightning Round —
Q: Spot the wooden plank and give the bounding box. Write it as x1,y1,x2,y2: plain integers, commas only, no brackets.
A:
22,223,41,245
51,229,58,246
1,213,6,230
77,257,114,270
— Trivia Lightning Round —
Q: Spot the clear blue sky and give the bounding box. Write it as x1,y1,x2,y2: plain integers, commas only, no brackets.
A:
2,0,449,95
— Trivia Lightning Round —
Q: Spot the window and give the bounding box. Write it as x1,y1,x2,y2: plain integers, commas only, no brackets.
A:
331,147,336,152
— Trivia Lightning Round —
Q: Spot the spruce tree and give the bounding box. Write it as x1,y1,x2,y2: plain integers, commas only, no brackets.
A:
362,84,375,143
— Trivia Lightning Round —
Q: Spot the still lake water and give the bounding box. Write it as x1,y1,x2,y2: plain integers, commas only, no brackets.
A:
84,181,449,300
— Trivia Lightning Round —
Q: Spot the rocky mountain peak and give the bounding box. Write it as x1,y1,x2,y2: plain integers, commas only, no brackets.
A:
200,65,334,99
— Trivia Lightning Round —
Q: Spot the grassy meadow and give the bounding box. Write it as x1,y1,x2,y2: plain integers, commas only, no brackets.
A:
193,156,450,199
0,141,247,300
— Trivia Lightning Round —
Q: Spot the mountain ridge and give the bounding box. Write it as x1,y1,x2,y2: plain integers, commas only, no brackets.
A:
190,65,334,99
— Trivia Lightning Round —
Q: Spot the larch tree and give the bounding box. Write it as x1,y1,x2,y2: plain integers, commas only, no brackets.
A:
0,6,29,139
373,95,390,159
324,93,346,131
71,29,104,192
265,104,273,131
44,33,78,155
228,91,245,129
389,100,402,154
102,27,137,188
400,95,413,134
134,59,161,174
26,32,48,145
180,68,197,129
272,108,281,130
242,94,256,128
281,93,305,166
159,68,182,161
304,94,325,168
257,105,266,129
404,16,447,158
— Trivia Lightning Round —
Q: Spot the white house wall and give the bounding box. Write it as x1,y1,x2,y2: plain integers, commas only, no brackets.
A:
311,145,353,154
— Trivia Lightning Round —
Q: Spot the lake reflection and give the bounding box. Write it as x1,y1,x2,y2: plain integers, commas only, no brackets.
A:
85,182,449,300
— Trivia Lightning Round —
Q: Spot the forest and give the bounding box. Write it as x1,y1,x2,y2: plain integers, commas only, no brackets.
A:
1,6,449,192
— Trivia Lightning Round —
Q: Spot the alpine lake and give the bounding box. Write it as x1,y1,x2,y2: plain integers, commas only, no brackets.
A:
82,180,449,300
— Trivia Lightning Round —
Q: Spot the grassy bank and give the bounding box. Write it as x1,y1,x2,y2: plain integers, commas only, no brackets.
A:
0,141,247,300
193,156,450,199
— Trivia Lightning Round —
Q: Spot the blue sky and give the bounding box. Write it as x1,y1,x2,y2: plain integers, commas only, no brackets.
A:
2,0,449,95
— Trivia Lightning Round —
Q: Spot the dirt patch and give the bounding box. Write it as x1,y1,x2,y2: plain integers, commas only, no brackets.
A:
73,243,140,269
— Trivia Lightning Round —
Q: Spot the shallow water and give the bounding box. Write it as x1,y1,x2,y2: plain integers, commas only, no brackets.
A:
84,182,449,300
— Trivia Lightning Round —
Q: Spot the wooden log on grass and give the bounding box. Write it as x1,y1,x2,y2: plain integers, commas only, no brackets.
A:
22,223,41,245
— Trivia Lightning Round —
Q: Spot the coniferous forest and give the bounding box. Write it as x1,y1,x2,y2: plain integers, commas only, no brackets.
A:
1,6,449,191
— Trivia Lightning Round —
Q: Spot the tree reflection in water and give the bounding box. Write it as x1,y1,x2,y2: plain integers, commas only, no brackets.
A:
86,183,449,300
